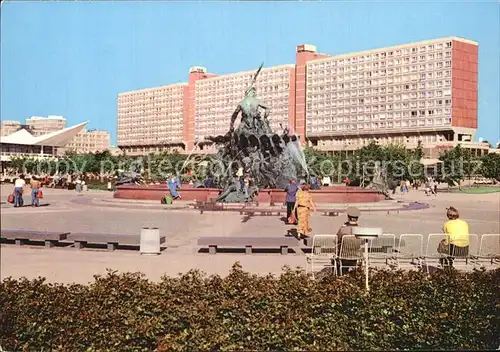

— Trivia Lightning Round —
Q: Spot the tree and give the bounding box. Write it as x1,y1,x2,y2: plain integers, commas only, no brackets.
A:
480,153,500,181
406,141,425,181
303,146,334,178
437,145,465,187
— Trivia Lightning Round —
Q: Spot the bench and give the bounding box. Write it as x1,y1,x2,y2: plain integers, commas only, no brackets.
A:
67,233,166,251
193,199,223,213
0,230,69,248
238,209,284,216
318,209,340,217
197,236,299,255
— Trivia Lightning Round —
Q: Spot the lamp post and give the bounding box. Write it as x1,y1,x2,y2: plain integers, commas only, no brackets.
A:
352,227,382,292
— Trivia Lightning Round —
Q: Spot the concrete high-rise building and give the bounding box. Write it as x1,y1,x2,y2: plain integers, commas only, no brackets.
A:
117,84,186,156
25,115,67,136
117,37,486,158
1,120,22,137
304,38,480,157
61,129,111,154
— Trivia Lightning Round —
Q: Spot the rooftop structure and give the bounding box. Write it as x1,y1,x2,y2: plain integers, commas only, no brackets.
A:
1,120,22,137
25,115,67,136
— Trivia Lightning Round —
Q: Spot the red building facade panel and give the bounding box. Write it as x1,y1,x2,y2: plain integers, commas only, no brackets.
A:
184,70,217,150
288,68,297,132
451,40,478,129
294,48,329,140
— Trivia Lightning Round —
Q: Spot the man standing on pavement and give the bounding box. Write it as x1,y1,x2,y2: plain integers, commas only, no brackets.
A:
30,176,42,207
284,178,298,224
13,174,26,208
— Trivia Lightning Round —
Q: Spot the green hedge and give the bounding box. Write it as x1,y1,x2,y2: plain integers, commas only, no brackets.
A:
1,265,499,351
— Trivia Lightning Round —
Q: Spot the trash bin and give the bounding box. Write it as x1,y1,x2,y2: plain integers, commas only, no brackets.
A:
140,227,161,255
83,185,88,192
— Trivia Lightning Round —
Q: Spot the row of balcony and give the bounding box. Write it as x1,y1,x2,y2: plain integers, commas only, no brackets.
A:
309,54,452,73
308,43,453,67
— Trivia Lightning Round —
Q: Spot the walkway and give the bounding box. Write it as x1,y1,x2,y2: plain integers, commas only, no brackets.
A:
1,184,499,284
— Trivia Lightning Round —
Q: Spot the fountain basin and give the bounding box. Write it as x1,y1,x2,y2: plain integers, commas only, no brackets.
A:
114,185,385,203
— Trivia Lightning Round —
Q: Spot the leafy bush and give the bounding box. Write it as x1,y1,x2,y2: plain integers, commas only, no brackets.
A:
1,265,498,351
86,182,115,191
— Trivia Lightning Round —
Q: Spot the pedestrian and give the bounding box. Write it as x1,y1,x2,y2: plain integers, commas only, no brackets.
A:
30,176,41,207
168,175,181,200
322,175,331,187
400,180,408,194
203,174,214,188
391,179,398,195
75,178,82,193
236,166,244,191
13,174,25,208
344,176,351,187
425,179,431,196
66,173,72,189
293,183,317,239
310,174,321,190
284,178,299,224
243,175,250,199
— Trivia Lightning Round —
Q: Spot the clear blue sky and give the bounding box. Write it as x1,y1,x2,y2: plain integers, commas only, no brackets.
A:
1,1,499,145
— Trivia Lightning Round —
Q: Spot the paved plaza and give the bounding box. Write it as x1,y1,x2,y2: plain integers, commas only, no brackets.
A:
1,184,499,284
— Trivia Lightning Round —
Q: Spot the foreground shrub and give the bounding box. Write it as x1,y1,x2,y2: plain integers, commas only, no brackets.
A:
1,265,499,351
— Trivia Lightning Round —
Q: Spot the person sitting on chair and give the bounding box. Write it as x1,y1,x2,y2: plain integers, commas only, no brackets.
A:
440,206,469,267
336,207,361,274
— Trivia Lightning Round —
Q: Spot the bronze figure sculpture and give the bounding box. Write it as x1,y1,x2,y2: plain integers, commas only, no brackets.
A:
206,64,306,202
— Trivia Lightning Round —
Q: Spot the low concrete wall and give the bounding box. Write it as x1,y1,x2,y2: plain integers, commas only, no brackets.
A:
114,185,385,203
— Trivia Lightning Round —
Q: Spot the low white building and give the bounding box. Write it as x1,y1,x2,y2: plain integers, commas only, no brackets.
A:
0,121,88,163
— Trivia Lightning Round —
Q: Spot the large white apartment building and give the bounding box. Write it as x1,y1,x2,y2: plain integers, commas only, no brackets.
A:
304,37,479,155
117,84,186,155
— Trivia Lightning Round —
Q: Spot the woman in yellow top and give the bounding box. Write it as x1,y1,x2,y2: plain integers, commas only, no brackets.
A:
293,183,317,239
441,206,469,266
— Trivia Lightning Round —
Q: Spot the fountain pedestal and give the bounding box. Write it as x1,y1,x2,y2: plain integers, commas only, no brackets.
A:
114,185,385,204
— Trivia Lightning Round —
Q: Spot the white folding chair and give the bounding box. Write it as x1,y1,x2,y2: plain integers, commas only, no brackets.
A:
306,234,338,279
423,233,448,273
369,233,396,265
338,235,363,275
395,234,423,269
476,234,500,265
450,234,478,267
